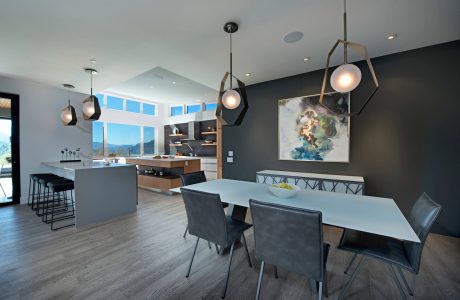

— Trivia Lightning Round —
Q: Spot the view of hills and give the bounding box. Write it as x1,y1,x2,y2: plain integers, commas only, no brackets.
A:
93,140,154,157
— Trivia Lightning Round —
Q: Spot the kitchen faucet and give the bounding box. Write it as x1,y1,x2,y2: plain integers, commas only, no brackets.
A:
184,143,194,156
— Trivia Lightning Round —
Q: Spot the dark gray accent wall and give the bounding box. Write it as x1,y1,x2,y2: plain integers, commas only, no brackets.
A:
222,40,460,237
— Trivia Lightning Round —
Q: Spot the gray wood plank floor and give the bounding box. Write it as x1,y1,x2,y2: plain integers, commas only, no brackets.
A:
1,189,459,300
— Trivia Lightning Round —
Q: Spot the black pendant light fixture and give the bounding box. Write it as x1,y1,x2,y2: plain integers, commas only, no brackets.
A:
319,0,379,116
82,68,101,121
61,84,77,126
216,22,248,126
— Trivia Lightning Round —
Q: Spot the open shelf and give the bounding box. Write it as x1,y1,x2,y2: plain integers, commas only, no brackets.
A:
201,131,217,135
169,134,186,137
202,143,217,146
169,144,183,147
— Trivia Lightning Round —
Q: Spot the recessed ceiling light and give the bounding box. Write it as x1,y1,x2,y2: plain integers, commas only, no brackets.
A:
172,81,176,85
245,73,251,77
283,31,304,44
303,57,311,62
386,34,397,40
90,59,97,64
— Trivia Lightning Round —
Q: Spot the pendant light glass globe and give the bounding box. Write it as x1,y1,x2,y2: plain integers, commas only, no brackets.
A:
82,100,96,116
222,89,241,109
61,109,72,122
330,63,362,93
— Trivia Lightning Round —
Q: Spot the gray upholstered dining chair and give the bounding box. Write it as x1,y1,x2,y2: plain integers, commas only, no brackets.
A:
337,192,442,300
181,188,252,299
180,171,228,239
249,199,330,300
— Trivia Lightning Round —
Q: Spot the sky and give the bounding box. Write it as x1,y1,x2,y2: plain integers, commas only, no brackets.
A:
93,122,155,146
0,119,11,143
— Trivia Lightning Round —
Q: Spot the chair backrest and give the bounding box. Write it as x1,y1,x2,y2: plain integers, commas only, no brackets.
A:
403,192,442,273
181,171,206,186
249,199,325,282
181,188,228,246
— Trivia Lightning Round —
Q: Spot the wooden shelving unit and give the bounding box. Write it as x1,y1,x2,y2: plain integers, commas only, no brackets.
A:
169,144,183,147
201,131,217,135
169,134,185,137
202,143,217,146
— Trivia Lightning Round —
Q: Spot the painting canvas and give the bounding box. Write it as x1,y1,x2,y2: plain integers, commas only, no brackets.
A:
278,93,350,162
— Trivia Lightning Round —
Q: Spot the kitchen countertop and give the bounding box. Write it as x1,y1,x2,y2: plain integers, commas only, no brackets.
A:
43,161,134,171
127,156,201,162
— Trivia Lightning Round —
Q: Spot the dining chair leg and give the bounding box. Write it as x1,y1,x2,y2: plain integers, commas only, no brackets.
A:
344,253,358,275
318,282,323,300
183,224,189,238
396,266,414,296
274,266,278,279
207,240,211,249
323,270,328,297
339,256,365,300
389,265,408,300
215,244,220,255
241,233,252,268
186,237,200,278
221,241,235,299
255,261,265,300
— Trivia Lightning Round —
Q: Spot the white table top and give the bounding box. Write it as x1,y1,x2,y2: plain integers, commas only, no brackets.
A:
171,179,419,242
43,161,134,171
257,170,364,182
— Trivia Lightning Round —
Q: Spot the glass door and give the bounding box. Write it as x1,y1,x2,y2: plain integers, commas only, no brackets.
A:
0,92,20,206
0,118,12,203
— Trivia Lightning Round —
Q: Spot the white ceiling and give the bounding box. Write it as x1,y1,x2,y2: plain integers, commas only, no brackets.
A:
0,0,459,103
106,67,219,103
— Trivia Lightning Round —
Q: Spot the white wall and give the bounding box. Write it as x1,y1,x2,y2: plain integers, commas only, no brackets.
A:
0,75,92,204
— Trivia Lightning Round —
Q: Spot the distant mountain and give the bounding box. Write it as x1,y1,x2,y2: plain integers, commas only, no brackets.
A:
92,140,154,156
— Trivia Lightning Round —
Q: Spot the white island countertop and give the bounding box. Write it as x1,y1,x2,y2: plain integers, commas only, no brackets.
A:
43,161,134,171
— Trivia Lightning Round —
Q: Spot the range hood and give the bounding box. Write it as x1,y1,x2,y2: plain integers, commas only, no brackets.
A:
180,122,200,140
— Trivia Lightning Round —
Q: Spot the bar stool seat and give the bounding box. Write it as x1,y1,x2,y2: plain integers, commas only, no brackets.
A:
47,180,74,192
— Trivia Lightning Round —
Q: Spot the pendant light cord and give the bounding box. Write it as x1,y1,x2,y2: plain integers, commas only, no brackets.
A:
343,0,348,63
67,87,71,108
90,71,93,96
229,28,233,89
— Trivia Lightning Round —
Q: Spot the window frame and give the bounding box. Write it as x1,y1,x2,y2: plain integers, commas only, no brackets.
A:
186,104,202,114
142,102,157,116
106,95,124,111
126,99,141,113
170,105,184,116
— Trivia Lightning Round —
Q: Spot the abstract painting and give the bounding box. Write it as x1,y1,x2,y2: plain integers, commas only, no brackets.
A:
278,93,350,162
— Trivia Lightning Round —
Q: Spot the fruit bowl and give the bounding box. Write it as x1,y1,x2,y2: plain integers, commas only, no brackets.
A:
268,183,301,198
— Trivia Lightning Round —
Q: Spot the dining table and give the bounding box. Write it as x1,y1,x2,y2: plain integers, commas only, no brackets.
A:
171,178,420,243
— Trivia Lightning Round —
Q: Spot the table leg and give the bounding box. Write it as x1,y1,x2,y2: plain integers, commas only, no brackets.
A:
227,204,248,222
220,204,248,254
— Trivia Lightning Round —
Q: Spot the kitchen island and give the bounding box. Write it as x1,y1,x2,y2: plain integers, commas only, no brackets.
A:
43,161,137,229
125,156,200,193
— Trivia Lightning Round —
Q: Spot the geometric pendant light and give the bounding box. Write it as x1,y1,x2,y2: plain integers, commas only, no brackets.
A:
61,84,78,126
319,0,379,116
82,68,101,121
216,22,249,126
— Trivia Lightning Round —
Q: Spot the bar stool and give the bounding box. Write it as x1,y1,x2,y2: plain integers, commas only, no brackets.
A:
46,180,75,231
30,174,62,211
28,173,56,206
38,176,72,218
34,175,65,216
